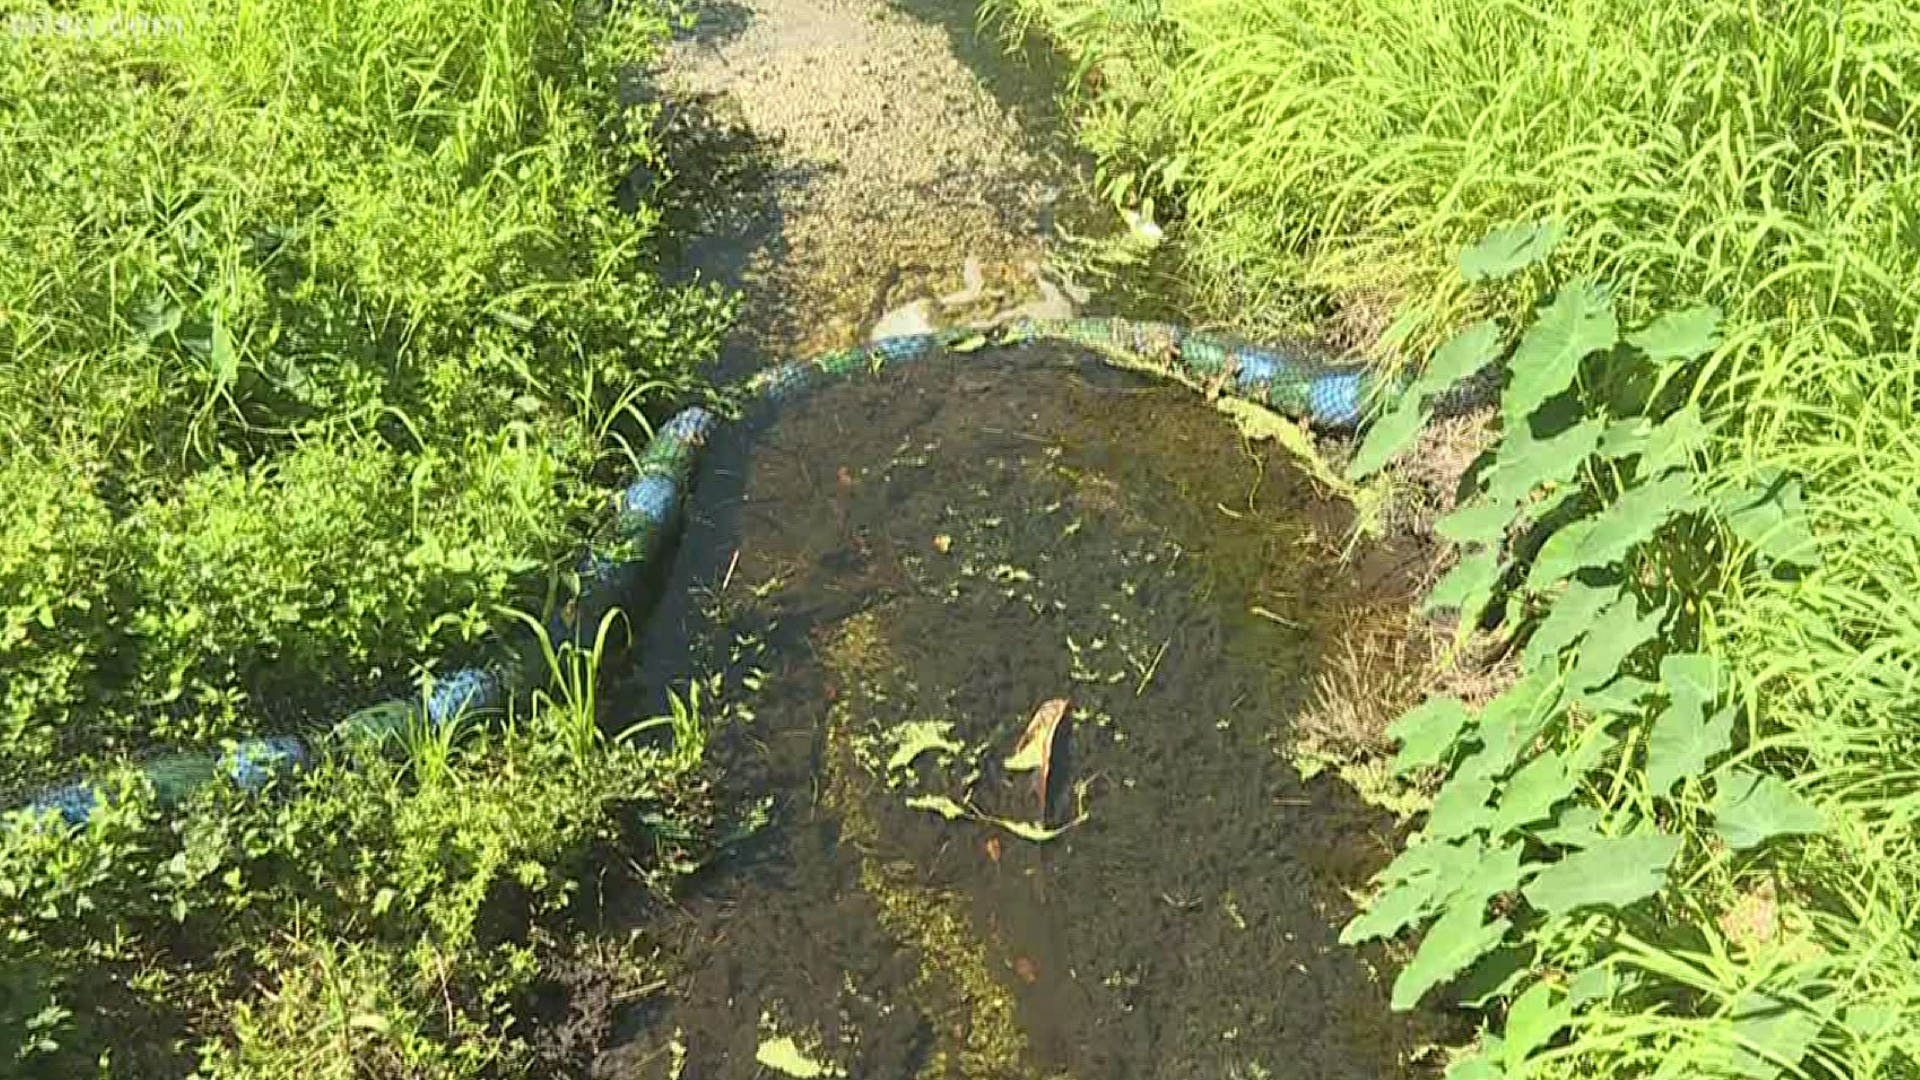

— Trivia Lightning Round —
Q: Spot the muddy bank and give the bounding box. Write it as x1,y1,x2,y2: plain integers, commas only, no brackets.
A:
592,347,1461,1079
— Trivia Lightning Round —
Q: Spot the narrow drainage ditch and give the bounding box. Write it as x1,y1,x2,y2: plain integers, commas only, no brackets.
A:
590,0,1465,1075
594,347,1464,1079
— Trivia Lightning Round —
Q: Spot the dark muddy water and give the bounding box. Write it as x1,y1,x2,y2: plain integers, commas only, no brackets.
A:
595,346,1461,1079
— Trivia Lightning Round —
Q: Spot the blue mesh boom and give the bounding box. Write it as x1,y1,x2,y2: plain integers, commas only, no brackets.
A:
11,319,1492,833
10,410,717,830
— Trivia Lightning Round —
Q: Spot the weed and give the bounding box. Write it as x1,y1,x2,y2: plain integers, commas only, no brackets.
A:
1335,231,1872,1079
0,0,731,1071
996,1,1920,1072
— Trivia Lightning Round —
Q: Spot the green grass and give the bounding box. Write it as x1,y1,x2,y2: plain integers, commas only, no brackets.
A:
0,0,735,1072
989,0,1920,1076
0,0,733,789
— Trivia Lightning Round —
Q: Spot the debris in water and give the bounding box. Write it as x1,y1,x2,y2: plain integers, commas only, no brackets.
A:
933,533,953,554
1005,697,1068,820
884,719,964,774
903,791,1088,842
756,1035,845,1079
906,793,970,820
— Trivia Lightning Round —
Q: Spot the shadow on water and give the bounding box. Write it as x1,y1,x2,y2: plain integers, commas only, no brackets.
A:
592,347,1463,1079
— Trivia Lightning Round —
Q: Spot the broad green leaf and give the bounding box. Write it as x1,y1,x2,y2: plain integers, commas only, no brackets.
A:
1341,877,1433,944
1574,675,1657,717
1522,582,1620,667
1443,1050,1500,1080
1715,471,1820,567
1452,743,1510,785
1522,831,1683,913
1392,696,1473,774
1712,769,1823,850
1530,805,1606,849
1416,320,1506,395
1488,751,1573,836
1597,417,1653,461
1348,838,1512,945
1726,992,1822,1080
1662,652,1722,718
1426,774,1497,841
1457,671,1563,781
1520,483,1583,529
1488,667,1566,740
1569,595,1662,693
1504,982,1570,1067
1436,498,1516,546
1456,947,1535,1008
1528,473,1698,590
1566,723,1622,778
1843,1002,1897,1039
1648,706,1734,796
1378,834,1483,887
1640,405,1711,477
1526,517,1599,590
1423,546,1502,627
1484,417,1604,505
1445,839,1528,910
1348,394,1430,480
1567,964,1616,1007
1502,280,1618,420
1570,471,1699,572
1391,903,1512,1011
1428,841,1497,907
1459,219,1565,282
1628,305,1721,362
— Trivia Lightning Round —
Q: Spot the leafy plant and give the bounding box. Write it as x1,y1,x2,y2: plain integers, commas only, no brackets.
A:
1341,226,1843,1079
0,0,733,1072
999,0,1920,1070
0,0,732,792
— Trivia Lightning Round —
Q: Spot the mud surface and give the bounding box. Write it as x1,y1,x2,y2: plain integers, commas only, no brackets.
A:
593,348,1460,1079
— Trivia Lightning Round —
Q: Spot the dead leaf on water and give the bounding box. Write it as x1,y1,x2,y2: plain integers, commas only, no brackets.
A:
1005,697,1069,820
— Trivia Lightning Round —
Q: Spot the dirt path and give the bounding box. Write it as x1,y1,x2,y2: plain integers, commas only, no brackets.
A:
662,0,1069,357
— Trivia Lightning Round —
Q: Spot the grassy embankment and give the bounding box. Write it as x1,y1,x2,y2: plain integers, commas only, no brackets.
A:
0,0,733,1075
989,0,1920,1076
